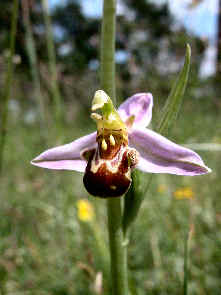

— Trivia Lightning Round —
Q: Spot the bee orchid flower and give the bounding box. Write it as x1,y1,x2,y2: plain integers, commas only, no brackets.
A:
31,90,211,198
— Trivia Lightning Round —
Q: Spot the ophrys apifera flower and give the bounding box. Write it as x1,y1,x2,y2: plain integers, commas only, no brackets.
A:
31,90,211,198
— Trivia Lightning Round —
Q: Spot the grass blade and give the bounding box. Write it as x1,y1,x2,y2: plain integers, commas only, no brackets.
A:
184,224,193,295
183,231,188,295
41,0,63,134
22,0,46,128
157,44,191,135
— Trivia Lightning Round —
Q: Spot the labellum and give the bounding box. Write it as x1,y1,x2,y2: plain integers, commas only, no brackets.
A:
82,90,139,198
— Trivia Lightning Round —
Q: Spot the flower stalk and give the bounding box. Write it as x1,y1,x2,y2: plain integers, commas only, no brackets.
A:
101,0,116,104
101,0,129,294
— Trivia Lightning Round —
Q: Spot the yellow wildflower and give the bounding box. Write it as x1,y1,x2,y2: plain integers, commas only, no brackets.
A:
173,187,194,200
77,200,94,222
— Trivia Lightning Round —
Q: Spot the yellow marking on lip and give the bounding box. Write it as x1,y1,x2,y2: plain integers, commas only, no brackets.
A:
90,146,128,174
102,139,107,150
110,185,117,190
109,134,115,146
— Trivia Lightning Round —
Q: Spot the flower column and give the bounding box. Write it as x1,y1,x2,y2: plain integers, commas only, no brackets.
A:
100,0,129,294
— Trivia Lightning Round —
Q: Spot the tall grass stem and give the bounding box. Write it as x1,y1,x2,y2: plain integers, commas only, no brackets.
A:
0,0,19,174
22,0,46,128
183,233,188,295
184,227,192,295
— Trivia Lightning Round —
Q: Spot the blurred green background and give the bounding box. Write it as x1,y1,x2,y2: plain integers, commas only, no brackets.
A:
0,0,221,294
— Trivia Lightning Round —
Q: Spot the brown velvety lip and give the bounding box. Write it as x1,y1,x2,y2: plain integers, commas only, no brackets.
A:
83,149,131,198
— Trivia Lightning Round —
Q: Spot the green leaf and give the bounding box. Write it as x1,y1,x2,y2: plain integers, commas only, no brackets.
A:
122,44,191,234
123,172,153,235
123,170,143,234
157,44,191,135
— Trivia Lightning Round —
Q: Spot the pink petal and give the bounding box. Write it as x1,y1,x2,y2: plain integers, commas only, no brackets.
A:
129,128,211,176
118,93,153,128
32,159,87,172
31,132,97,172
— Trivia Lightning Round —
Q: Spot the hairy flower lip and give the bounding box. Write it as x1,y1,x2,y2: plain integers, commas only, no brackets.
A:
31,91,211,178
83,146,136,198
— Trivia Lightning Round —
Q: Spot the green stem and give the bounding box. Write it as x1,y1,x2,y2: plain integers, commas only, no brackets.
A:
100,1,128,294
183,230,190,295
41,0,63,131
0,0,19,174
0,283,6,295
100,0,116,103
107,199,128,294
